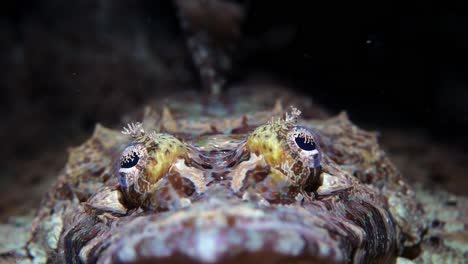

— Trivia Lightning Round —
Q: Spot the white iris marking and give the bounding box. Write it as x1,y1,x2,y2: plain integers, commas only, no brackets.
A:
309,149,319,155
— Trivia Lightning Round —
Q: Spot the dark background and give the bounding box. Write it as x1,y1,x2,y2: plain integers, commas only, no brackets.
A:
239,1,468,144
1,0,467,196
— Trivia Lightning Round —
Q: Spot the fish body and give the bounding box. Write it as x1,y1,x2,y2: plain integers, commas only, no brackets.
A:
15,87,432,263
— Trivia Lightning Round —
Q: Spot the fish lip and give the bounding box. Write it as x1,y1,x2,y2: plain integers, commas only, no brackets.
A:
93,201,347,264
114,252,335,264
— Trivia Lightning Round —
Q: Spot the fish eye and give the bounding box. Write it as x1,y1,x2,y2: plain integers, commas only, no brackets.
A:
120,145,145,169
294,135,317,151
121,151,140,168
287,126,321,168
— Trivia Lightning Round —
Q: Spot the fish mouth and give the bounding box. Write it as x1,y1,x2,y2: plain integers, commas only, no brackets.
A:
123,252,332,264
92,198,348,264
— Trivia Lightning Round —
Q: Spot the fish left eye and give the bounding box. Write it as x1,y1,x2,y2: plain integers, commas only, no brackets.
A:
294,135,317,151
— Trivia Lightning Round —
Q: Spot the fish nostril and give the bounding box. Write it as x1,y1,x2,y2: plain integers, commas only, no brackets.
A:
201,163,214,169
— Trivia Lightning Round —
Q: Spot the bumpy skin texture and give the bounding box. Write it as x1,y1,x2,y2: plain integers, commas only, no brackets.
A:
5,88,443,264
1,1,466,262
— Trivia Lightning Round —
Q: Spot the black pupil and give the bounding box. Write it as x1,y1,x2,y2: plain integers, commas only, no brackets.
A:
121,152,140,168
295,136,316,151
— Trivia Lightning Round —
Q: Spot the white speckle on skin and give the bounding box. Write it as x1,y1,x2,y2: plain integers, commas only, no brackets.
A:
44,212,63,250
318,242,330,256
179,198,192,208
117,245,137,262
195,230,219,263
141,237,172,258
245,230,264,252
295,193,304,202
274,230,304,256
27,241,47,264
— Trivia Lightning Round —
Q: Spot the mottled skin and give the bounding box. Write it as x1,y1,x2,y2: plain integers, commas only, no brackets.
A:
1,1,466,262
1,88,468,264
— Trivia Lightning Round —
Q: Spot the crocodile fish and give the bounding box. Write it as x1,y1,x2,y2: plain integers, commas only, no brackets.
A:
2,0,467,263
2,87,467,264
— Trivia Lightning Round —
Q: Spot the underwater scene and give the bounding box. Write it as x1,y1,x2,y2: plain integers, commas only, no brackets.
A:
1,1,467,263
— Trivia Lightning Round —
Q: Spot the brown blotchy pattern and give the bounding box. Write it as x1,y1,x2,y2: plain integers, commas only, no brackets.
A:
7,90,415,264
2,88,466,264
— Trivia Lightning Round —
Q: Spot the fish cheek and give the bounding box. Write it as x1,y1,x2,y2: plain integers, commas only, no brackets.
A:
231,158,298,204
144,159,205,211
